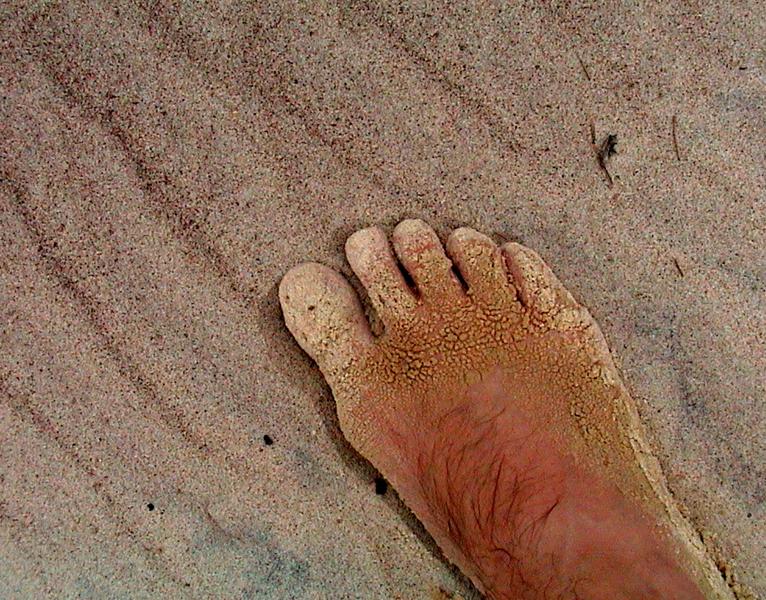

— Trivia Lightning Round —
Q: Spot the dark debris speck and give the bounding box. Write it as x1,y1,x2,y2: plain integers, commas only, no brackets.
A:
374,477,388,495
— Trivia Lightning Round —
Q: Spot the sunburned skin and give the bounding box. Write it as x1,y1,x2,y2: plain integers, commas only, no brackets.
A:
279,219,734,599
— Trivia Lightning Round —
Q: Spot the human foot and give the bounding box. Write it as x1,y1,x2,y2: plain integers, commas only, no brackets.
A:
279,220,732,599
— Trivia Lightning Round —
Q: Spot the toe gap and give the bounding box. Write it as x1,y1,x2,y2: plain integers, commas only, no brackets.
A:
502,253,527,307
450,265,469,293
394,254,421,300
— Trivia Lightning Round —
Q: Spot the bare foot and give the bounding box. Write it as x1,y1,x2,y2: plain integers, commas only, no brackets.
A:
279,220,731,599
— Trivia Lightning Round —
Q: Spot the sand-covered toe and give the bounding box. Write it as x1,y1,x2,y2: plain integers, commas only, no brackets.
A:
501,242,585,330
345,226,418,325
391,219,463,300
279,262,373,380
446,228,516,303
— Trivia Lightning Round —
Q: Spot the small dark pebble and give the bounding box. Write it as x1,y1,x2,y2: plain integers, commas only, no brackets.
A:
263,434,274,446
374,477,388,495
147,503,155,511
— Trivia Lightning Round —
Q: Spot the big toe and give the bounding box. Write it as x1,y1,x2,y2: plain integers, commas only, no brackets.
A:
279,263,373,381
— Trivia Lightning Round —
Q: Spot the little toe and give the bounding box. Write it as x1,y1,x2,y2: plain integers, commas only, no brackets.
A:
446,228,516,302
392,219,464,301
345,226,418,325
279,262,374,379
501,242,579,318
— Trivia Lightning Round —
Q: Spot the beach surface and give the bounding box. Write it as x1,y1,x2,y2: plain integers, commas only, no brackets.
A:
1,1,764,598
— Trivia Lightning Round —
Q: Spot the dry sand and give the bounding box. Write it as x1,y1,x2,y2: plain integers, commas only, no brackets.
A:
0,1,764,598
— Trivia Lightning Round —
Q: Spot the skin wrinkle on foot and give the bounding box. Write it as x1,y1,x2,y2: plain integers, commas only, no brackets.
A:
280,219,737,600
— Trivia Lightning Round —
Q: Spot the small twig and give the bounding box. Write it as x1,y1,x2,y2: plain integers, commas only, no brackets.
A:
671,115,681,161
589,121,596,145
598,161,613,186
576,53,591,81
672,256,685,277
595,133,617,187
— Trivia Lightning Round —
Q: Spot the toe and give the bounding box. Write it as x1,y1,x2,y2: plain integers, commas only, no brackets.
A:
392,219,464,300
501,242,579,318
345,226,418,325
279,262,374,379
446,228,516,302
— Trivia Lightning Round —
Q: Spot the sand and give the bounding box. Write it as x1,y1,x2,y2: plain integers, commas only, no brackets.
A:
0,1,763,598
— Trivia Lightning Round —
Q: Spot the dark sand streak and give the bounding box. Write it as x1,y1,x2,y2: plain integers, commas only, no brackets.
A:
2,176,213,454
0,364,190,594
